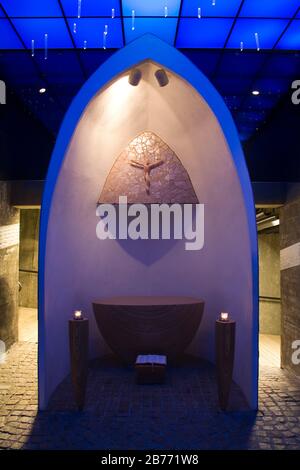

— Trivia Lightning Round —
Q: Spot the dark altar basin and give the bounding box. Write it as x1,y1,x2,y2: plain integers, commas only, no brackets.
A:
92,296,204,364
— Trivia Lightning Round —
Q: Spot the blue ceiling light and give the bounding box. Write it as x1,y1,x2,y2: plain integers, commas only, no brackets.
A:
61,0,121,17
226,19,288,49
181,0,241,17
122,0,181,17
12,19,73,49
124,18,178,45
0,0,62,17
0,20,23,49
276,20,300,50
67,18,123,49
240,0,300,18
176,18,233,48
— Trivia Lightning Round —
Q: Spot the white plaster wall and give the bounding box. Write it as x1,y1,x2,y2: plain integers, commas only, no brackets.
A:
44,62,254,406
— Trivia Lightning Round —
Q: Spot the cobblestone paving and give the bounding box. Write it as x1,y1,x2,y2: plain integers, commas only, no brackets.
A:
0,342,300,450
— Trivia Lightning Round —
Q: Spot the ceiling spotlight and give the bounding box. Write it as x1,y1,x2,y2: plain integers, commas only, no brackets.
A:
39,87,46,94
154,69,169,87
128,68,142,86
252,90,260,96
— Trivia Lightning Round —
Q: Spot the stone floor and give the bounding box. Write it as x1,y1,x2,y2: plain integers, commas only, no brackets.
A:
0,341,300,450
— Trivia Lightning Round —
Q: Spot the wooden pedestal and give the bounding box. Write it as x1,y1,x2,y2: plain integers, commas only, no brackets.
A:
69,318,89,410
215,319,236,411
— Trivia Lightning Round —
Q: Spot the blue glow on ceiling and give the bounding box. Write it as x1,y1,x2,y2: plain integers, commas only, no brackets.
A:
277,20,300,49
61,0,121,17
0,19,23,48
0,0,299,50
177,19,233,48
13,19,73,49
67,18,123,49
181,0,241,17
124,18,178,45
240,0,300,18
1,1,299,142
1,0,62,17
122,1,181,17
226,19,289,49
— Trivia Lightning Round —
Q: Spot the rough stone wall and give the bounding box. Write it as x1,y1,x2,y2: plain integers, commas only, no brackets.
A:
0,181,19,349
99,131,198,204
258,232,281,335
280,184,300,376
19,209,39,309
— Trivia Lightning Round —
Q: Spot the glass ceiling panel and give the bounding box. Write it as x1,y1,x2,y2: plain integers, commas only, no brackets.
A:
181,0,242,18
122,0,181,17
177,18,233,48
0,0,62,17
124,18,177,45
226,19,288,49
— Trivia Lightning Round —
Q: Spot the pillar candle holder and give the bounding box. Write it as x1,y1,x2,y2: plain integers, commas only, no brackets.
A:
69,315,89,410
215,317,236,411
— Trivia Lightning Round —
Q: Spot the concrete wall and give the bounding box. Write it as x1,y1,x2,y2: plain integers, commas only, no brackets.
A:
41,59,256,408
19,209,39,309
258,233,281,335
0,181,19,349
280,184,300,375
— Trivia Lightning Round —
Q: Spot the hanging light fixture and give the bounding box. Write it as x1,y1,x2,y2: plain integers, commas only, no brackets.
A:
198,7,201,19
155,69,169,87
240,41,244,52
132,10,135,31
164,2,168,17
111,8,115,19
31,39,35,57
255,32,260,51
77,0,82,19
44,33,48,60
128,68,142,86
102,24,108,49
83,40,87,50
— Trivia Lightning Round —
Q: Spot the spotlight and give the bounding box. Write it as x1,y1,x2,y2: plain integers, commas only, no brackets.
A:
128,68,142,86
39,87,46,94
252,90,260,96
154,69,169,87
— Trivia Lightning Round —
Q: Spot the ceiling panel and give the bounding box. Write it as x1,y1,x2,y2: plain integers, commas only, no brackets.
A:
0,19,24,49
124,18,177,45
226,18,289,49
176,18,234,48
240,0,300,18
61,0,121,17
276,20,300,50
122,1,181,17
181,0,242,17
12,18,73,48
0,0,62,17
67,18,123,49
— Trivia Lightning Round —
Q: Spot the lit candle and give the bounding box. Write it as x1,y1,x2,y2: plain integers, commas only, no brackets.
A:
220,312,229,322
74,310,83,320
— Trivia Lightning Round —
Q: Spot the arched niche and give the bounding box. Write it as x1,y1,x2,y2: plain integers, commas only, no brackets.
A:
39,35,258,410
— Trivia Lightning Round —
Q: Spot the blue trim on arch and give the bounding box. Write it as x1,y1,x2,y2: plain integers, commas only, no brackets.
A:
38,33,258,409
